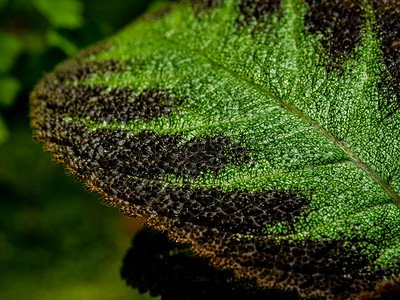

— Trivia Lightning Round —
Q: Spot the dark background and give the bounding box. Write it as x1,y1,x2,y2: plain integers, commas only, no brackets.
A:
0,0,164,299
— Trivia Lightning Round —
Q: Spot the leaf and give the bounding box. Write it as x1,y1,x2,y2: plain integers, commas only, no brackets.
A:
30,0,400,299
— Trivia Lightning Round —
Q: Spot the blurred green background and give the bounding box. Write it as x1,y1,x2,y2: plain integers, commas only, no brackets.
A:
0,0,165,299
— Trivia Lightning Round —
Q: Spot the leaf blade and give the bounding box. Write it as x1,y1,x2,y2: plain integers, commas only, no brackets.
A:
30,0,400,299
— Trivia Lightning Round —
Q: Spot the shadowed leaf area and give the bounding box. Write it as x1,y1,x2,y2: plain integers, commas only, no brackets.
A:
121,228,300,300
121,229,400,300
30,0,400,299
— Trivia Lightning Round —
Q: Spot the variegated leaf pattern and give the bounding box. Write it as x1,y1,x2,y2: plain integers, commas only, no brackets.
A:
30,0,400,299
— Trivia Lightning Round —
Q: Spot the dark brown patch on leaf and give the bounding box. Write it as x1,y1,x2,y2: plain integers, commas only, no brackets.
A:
52,53,144,83
35,82,181,124
208,232,396,300
49,41,143,83
121,229,299,300
49,127,250,182
188,0,225,10
238,0,282,27
142,4,174,21
304,0,365,73
372,0,400,120
53,59,129,83
357,277,400,299
34,55,180,124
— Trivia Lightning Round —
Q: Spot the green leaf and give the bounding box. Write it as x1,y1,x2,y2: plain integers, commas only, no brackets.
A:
30,0,400,299
33,0,84,29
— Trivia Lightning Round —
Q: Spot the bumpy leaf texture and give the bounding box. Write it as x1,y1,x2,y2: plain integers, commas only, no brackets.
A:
30,0,400,299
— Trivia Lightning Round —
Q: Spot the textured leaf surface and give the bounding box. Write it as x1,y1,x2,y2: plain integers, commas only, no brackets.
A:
30,0,400,299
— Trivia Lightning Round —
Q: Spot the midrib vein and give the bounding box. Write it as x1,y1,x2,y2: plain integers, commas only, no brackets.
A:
160,34,400,207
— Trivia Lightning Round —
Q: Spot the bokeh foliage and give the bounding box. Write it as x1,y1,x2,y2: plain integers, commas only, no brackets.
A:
0,0,163,298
